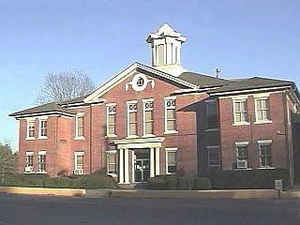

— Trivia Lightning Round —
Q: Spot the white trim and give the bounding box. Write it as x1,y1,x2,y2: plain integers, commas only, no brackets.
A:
124,149,129,183
254,97,272,124
119,149,124,184
232,98,249,125
165,148,177,175
211,85,292,97
143,99,154,136
155,147,160,175
38,118,48,139
75,113,85,139
257,140,273,144
14,111,75,119
106,103,117,137
127,101,138,137
38,150,47,155
26,119,36,140
164,96,177,134
150,148,155,177
131,151,135,183
25,151,34,156
235,141,249,146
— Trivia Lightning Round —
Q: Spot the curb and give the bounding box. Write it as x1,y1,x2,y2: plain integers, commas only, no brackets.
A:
0,186,86,197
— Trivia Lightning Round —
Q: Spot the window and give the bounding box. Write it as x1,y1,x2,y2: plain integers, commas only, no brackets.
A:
233,99,248,124
106,104,116,137
106,151,117,176
207,146,220,167
166,148,177,174
165,97,176,133
27,120,35,139
39,120,48,138
206,100,218,129
75,114,84,138
236,142,249,169
127,101,138,137
143,100,154,136
38,151,46,173
255,98,270,122
74,152,84,174
157,44,165,66
25,152,34,173
258,141,272,168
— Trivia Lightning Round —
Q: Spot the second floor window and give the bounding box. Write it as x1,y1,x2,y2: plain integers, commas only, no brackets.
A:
75,114,84,138
143,100,154,136
234,99,248,123
128,102,137,136
27,120,35,138
39,120,48,138
206,100,218,129
106,104,116,136
256,98,270,122
165,97,176,133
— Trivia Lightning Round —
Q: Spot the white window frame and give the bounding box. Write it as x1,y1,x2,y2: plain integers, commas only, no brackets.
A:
106,103,117,137
127,100,138,138
255,97,272,124
142,99,155,137
257,140,273,169
38,117,48,139
207,146,221,168
26,119,36,140
75,113,85,140
235,142,249,169
233,97,249,126
25,151,34,173
37,151,47,173
165,148,177,175
106,150,117,177
74,152,84,174
164,96,177,134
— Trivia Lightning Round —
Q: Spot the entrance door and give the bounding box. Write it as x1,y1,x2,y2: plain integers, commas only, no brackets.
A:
134,149,150,183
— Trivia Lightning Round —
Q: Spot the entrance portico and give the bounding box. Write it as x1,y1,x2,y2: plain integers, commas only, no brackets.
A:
113,137,164,184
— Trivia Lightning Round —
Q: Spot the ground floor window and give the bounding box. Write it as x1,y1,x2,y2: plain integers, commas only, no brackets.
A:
38,151,47,173
258,140,272,168
166,148,177,174
207,146,220,167
25,152,34,173
106,151,117,176
236,142,249,169
74,152,84,175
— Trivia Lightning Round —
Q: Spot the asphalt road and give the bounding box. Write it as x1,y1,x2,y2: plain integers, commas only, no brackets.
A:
0,193,300,225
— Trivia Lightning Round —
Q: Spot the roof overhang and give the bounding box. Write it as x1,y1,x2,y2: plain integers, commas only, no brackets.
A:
10,111,76,119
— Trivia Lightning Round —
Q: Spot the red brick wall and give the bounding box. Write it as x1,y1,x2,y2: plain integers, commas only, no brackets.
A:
219,92,288,170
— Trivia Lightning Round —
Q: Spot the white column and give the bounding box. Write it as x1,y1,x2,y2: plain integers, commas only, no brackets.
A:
132,151,135,183
150,148,155,177
124,148,129,184
155,147,160,176
119,149,124,184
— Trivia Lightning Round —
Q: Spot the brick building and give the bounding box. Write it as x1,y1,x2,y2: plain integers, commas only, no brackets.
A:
10,24,300,185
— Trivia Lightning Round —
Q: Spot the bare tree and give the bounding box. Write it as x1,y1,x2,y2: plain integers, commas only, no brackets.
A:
37,70,95,103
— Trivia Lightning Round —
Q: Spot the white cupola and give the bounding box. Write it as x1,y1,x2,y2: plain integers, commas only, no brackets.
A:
146,24,187,76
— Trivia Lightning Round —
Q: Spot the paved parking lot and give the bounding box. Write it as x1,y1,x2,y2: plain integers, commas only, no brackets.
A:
0,193,300,225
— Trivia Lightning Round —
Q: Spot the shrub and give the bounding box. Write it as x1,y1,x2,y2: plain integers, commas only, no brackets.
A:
147,175,211,190
0,172,118,189
206,168,289,190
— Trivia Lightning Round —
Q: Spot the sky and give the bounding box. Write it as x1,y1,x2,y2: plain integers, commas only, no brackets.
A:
0,0,300,151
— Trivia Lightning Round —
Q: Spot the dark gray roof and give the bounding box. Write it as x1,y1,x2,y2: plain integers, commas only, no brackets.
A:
60,95,87,105
9,102,74,117
208,77,294,94
178,72,228,88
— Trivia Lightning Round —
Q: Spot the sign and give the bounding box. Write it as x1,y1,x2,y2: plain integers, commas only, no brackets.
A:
275,179,283,191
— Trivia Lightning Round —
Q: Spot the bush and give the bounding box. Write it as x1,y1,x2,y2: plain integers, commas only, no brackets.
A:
0,172,118,189
206,168,289,190
148,175,211,190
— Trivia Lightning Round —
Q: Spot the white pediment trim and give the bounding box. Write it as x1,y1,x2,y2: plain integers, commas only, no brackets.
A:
84,62,198,103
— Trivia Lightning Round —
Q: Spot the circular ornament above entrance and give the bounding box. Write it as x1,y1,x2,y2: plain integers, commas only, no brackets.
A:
132,74,148,92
